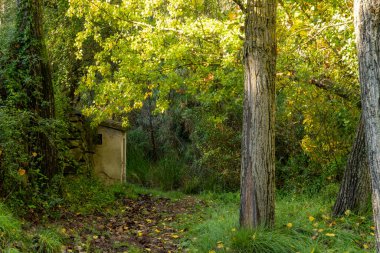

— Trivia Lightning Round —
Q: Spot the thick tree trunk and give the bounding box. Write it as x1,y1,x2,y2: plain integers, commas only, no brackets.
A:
354,0,380,250
239,0,277,228
333,115,371,216
15,0,57,178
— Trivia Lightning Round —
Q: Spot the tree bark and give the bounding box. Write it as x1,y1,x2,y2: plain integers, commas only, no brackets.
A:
354,0,380,250
240,0,277,228
333,115,371,216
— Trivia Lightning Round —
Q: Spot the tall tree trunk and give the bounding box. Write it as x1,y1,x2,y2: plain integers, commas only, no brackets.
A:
333,115,371,216
14,0,57,178
239,0,277,228
354,0,380,250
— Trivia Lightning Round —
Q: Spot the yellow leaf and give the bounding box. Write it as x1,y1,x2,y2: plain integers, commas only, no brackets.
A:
209,251,216,253
171,234,179,239
155,229,160,233
344,210,351,216
318,229,324,233
325,233,335,237
217,241,224,249
309,216,315,222
363,244,369,249
137,231,143,237
32,152,38,157
287,223,293,228
371,226,375,230
18,168,26,176
92,235,98,239
228,12,237,20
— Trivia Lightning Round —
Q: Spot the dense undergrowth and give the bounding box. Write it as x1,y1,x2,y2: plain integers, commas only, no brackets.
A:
0,176,376,252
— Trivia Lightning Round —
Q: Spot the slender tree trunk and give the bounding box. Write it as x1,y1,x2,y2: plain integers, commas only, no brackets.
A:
240,0,277,228
354,0,380,250
148,97,158,162
333,115,371,216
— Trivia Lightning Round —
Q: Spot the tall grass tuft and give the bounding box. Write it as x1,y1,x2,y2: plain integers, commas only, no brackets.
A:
231,228,308,253
32,229,62,253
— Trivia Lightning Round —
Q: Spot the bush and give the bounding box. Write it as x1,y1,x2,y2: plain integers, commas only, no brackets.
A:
0,108,70,215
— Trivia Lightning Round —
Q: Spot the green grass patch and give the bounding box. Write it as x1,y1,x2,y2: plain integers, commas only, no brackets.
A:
0,203,64,252
177,192,375,252
0,203,22,250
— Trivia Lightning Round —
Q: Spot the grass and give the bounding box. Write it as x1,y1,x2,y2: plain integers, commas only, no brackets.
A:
32,229,62,253
0,203,63,252
0,203,23,250
61,175,185,215
177,191,375,252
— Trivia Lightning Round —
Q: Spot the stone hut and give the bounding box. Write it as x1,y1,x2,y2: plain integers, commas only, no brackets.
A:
67,111,127,183
93,120,127,183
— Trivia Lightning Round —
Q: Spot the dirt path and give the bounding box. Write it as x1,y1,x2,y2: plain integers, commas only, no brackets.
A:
58,194,201,253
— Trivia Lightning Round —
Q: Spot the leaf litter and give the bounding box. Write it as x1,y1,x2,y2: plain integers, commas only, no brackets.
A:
56,194,202,253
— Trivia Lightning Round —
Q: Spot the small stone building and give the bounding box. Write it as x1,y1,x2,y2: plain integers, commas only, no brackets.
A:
93,120,127,183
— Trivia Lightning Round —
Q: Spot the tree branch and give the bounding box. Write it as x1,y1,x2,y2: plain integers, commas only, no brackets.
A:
232,0,246,13
310,78,360,107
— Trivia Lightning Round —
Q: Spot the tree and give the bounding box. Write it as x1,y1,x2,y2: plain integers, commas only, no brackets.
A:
4,0,57,178
333,115,371,216
354,0,380,249
238,0,277,228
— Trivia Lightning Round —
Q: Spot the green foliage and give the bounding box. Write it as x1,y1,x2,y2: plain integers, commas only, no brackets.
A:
0,108,71,215
0,0,16,53
150,154,186,191
276,0,359,165
125,128,151,185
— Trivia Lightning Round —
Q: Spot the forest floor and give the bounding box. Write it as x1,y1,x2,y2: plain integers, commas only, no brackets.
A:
1,179,376,252
55,194,204,253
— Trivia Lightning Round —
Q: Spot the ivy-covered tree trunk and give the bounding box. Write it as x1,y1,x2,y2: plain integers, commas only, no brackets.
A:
354,0,380,250
333,115,371,216
239,0,277,228
10,0,57,178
